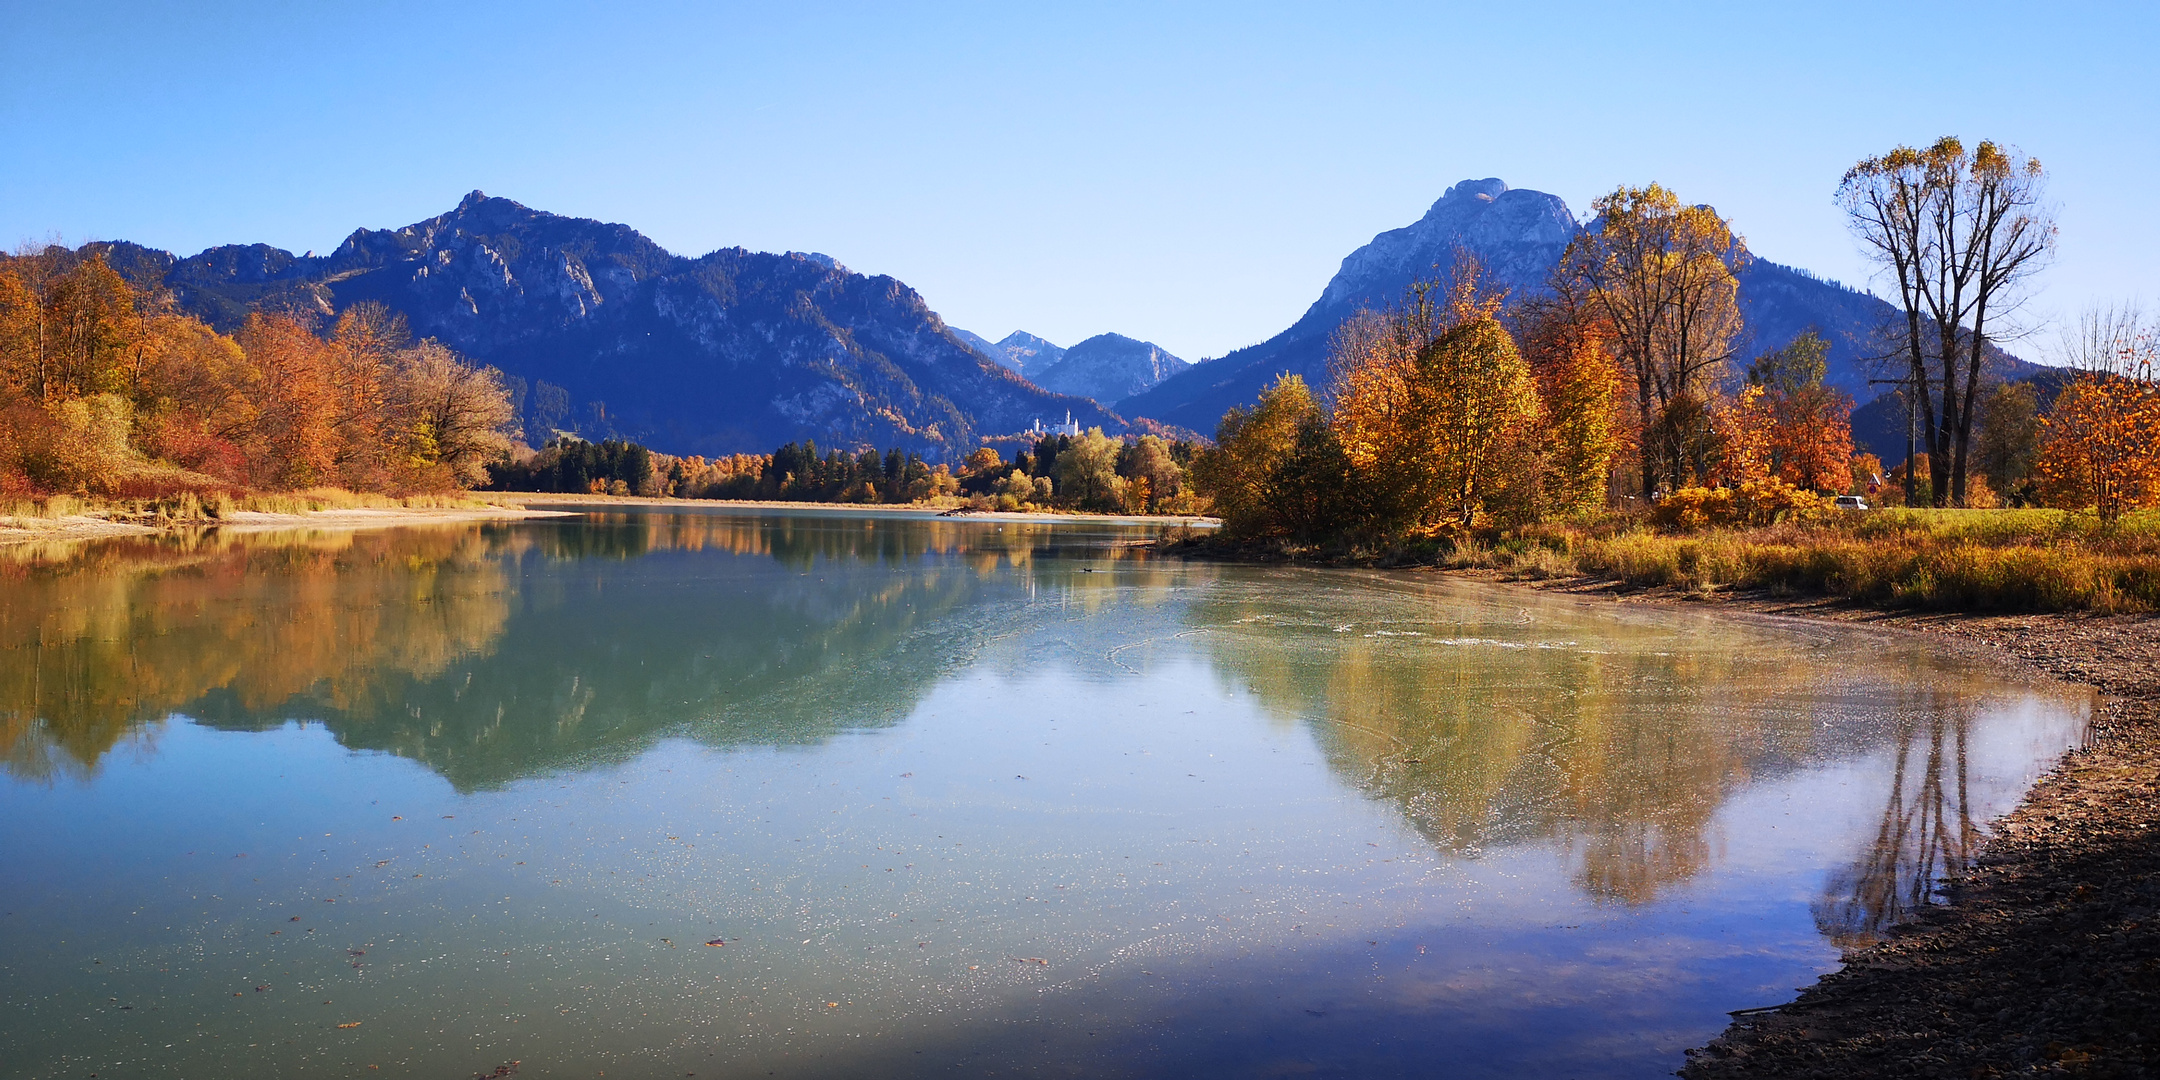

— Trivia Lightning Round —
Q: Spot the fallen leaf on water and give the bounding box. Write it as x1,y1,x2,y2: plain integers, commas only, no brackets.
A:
337,1021,361,1029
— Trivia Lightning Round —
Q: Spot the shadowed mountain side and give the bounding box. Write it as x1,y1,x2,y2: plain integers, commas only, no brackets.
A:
1028,333,1189,405
85,194,1120,457
951,329,1069,377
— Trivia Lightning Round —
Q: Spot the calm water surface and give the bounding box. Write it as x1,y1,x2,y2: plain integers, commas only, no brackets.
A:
0,510,2090,1078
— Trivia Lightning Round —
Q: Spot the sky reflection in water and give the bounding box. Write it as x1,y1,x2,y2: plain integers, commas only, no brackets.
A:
0,509,2090,1078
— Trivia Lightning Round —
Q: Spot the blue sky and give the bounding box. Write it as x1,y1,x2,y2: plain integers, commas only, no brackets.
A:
3,1,2151,361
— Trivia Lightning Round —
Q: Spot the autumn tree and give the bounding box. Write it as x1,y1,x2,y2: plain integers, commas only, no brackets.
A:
326,302,409,486
1560,184,1747,495
1515,293,1621,514
1745,331,1855,492
962,446,1003,476
2033,305,2159,521
390,340,516,489
1053,427,1127,511
1192,375,1323,537
1974,381,2042,501
1115,434,1182,512
1330,249,1537,527
1838,137,2055,506
232,313,340,488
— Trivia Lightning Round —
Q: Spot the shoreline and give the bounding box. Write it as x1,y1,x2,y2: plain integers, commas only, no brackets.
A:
0,504,573,547
474,490,1220,528
1434,570,2159,1077
0,493,1217,547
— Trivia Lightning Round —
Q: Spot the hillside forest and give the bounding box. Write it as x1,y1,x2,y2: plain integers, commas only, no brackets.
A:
0,246,514,499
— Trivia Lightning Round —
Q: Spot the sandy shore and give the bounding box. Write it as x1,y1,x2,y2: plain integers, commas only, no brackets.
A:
475,490,1219,528
1441,573,2159,1077
0,494,1214,547
0,504,572,546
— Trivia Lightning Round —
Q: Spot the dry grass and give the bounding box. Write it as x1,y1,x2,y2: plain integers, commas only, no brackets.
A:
1182,509,2160,614
1483,509,2160,613
2,487,488,526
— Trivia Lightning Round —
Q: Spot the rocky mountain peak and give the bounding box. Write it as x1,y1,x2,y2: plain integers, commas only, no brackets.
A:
1028,332,1187,406
1438,177,1509,205
1316,177,1577,311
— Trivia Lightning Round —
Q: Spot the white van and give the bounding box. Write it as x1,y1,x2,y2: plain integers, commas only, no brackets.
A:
1833,495,1870,511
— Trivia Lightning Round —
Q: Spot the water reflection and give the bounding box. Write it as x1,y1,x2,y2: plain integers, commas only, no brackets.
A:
0,526,511,781
1181,576,2052,908
0,512,1175,789
0,512,2094,1080
1813,701,1980,946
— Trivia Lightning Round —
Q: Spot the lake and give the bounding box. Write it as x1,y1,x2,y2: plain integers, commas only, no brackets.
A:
0,508,2090,1078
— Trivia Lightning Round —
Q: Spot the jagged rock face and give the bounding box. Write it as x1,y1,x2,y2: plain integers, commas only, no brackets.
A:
1316,178,1577,310
117,192,1117,457
1027,333,1187,405
1119,178,2034,434
951,329,1066,376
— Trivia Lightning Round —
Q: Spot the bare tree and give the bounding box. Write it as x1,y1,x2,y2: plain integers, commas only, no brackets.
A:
1838,138,2054,506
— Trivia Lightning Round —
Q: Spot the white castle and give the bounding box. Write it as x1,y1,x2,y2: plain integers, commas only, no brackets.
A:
1027,410,1082,438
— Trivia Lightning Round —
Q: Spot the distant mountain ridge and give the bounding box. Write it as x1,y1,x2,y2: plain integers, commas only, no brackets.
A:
1121,178,2039,435
951,329,1067,376
1028,333,1188,404
89,192,1119,458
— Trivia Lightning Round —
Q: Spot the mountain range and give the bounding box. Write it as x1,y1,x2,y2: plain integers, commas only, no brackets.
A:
948,330,1187,406
1121,178,2038,438
84,179,2025,461
91,192,1118,457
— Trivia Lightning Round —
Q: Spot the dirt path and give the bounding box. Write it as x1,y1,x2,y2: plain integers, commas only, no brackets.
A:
1463,576,2159,1078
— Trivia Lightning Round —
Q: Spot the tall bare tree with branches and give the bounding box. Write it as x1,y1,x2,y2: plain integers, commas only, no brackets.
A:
1838,137,2054,506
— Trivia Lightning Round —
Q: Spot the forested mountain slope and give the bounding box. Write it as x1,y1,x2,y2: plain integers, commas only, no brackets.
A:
90,193,1118,457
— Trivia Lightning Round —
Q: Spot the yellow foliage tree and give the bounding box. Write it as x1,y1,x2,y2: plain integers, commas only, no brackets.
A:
1193,375,1321,537
1517,297,1620,514
1561,184,1747,496
1392,317,1543,530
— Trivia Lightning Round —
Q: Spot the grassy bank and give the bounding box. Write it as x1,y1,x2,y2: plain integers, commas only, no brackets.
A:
2,488,492,527
1186,508,2160,614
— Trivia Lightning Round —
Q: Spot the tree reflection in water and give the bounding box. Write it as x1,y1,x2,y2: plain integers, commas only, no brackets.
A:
0,512,1169,788
1812,699,1978,947
0,525,512,781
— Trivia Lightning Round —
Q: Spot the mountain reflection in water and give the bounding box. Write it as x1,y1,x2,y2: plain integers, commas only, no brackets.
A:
0,512,1169,788
0,510,2093,1079
1,513,2079,936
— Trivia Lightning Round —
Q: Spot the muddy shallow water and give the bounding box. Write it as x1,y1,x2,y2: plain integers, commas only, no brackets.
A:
0,509,2091,1078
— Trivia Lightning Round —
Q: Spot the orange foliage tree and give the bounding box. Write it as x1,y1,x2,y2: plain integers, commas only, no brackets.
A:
2034,306,2160,521
0,245,514,497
